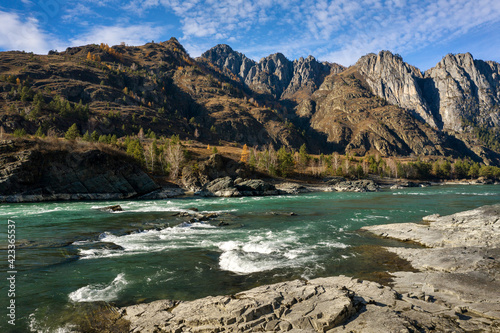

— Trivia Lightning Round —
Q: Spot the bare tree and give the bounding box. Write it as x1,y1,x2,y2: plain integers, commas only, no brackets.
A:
165,142,184,179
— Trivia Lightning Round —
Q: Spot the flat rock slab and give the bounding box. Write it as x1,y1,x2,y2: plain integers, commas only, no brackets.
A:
361,204,500,248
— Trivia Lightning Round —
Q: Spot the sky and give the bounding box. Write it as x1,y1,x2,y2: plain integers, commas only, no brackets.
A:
1,0,500,70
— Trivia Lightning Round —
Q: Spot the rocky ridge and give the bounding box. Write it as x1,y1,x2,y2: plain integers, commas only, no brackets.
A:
296,67,454,157
357,51,500,132
120,204,500,332
201,44,345,100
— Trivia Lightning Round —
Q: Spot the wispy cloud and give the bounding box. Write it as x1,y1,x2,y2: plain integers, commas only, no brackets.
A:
69,24,166,47
0,11,57,54
302,0,500,65
3,0,500,68
61,3,97,23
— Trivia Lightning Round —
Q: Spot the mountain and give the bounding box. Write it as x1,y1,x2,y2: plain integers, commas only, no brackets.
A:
295,67,450,157
0,39,499,164
0,38,305,149
357,51,500,132
201,44,345,100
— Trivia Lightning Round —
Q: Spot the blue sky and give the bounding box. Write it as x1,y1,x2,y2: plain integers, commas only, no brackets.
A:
1,0,500,70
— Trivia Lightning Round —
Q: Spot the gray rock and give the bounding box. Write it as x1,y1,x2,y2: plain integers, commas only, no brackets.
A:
361,204,500,329
357,51,500,133
333,180,379,192
97,205,123,212
201,44,344,100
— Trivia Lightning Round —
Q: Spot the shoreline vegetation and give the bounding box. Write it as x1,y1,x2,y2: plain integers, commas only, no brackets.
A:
1,134,500,203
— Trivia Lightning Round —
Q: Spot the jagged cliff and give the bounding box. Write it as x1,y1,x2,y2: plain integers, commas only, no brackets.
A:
201,44,344,100
424,53,500,131
295,68,456,157
357,51,500,132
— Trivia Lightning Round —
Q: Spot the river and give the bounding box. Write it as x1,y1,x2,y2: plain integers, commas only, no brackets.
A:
1,184,499,332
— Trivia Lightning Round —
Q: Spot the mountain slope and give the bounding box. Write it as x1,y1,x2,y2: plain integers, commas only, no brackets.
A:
0,38,305,149
1,39,499,164
295,67,462,157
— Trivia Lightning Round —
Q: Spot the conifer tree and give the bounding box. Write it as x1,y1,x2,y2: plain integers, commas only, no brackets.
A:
65,123,80,140
91,130,99,142
35,126,44,137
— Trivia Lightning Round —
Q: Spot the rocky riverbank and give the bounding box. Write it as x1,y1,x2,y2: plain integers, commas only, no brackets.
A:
118,204,500,332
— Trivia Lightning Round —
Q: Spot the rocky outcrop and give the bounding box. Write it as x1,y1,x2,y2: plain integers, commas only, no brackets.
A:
362,204,500,329
304,68,451,157
357,51,500,132
197,176,280,197
356,51,437,127
182,154,251,192
201,44,344,100
424,53,500,131
120,204,500,332
331,179,379,192
0,139,159,202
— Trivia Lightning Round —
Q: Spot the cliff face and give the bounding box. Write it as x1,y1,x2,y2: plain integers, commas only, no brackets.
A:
0,139,159,202
201,45,344,100
356,51,437,128
424,53,500,131
357,51,500,132
300,68,450,157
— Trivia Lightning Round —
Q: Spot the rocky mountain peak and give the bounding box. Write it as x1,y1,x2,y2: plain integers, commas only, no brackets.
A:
424,53,500,131
356,50,436,127
201,47,344,100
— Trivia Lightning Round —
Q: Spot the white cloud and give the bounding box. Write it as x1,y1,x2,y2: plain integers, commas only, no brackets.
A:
298,0,500,66
61,3,96,23
0,11,58,54
69,24,165,47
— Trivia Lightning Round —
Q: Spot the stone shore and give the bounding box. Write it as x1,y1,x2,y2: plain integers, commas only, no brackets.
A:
119,204,500,332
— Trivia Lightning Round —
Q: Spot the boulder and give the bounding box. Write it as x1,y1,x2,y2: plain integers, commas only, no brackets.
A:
98,205,123,212
333,180,379,192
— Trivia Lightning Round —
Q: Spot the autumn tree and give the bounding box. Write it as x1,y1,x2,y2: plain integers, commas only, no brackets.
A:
240,144,249,163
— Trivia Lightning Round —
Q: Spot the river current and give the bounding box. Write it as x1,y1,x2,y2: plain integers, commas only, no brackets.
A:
1,184,499,331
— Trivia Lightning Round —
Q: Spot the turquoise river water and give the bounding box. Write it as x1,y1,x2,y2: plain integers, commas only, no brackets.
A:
1,184,500,331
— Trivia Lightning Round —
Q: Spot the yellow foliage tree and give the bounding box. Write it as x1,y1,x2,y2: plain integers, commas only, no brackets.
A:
207,144,210,150
240,144,249,163
15,78,21,85
87,52,92,60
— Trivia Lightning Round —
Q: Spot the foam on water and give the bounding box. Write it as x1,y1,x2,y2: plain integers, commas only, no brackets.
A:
68,273,128,302
217,231,319,274
78,222,225,259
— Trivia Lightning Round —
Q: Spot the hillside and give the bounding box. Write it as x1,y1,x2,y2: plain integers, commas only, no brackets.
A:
0,39,499,165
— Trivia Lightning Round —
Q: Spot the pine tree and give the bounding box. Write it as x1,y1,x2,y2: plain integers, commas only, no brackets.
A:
91,130,99,142
82,130,90,141
64,123,80,140
35,126,44,137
